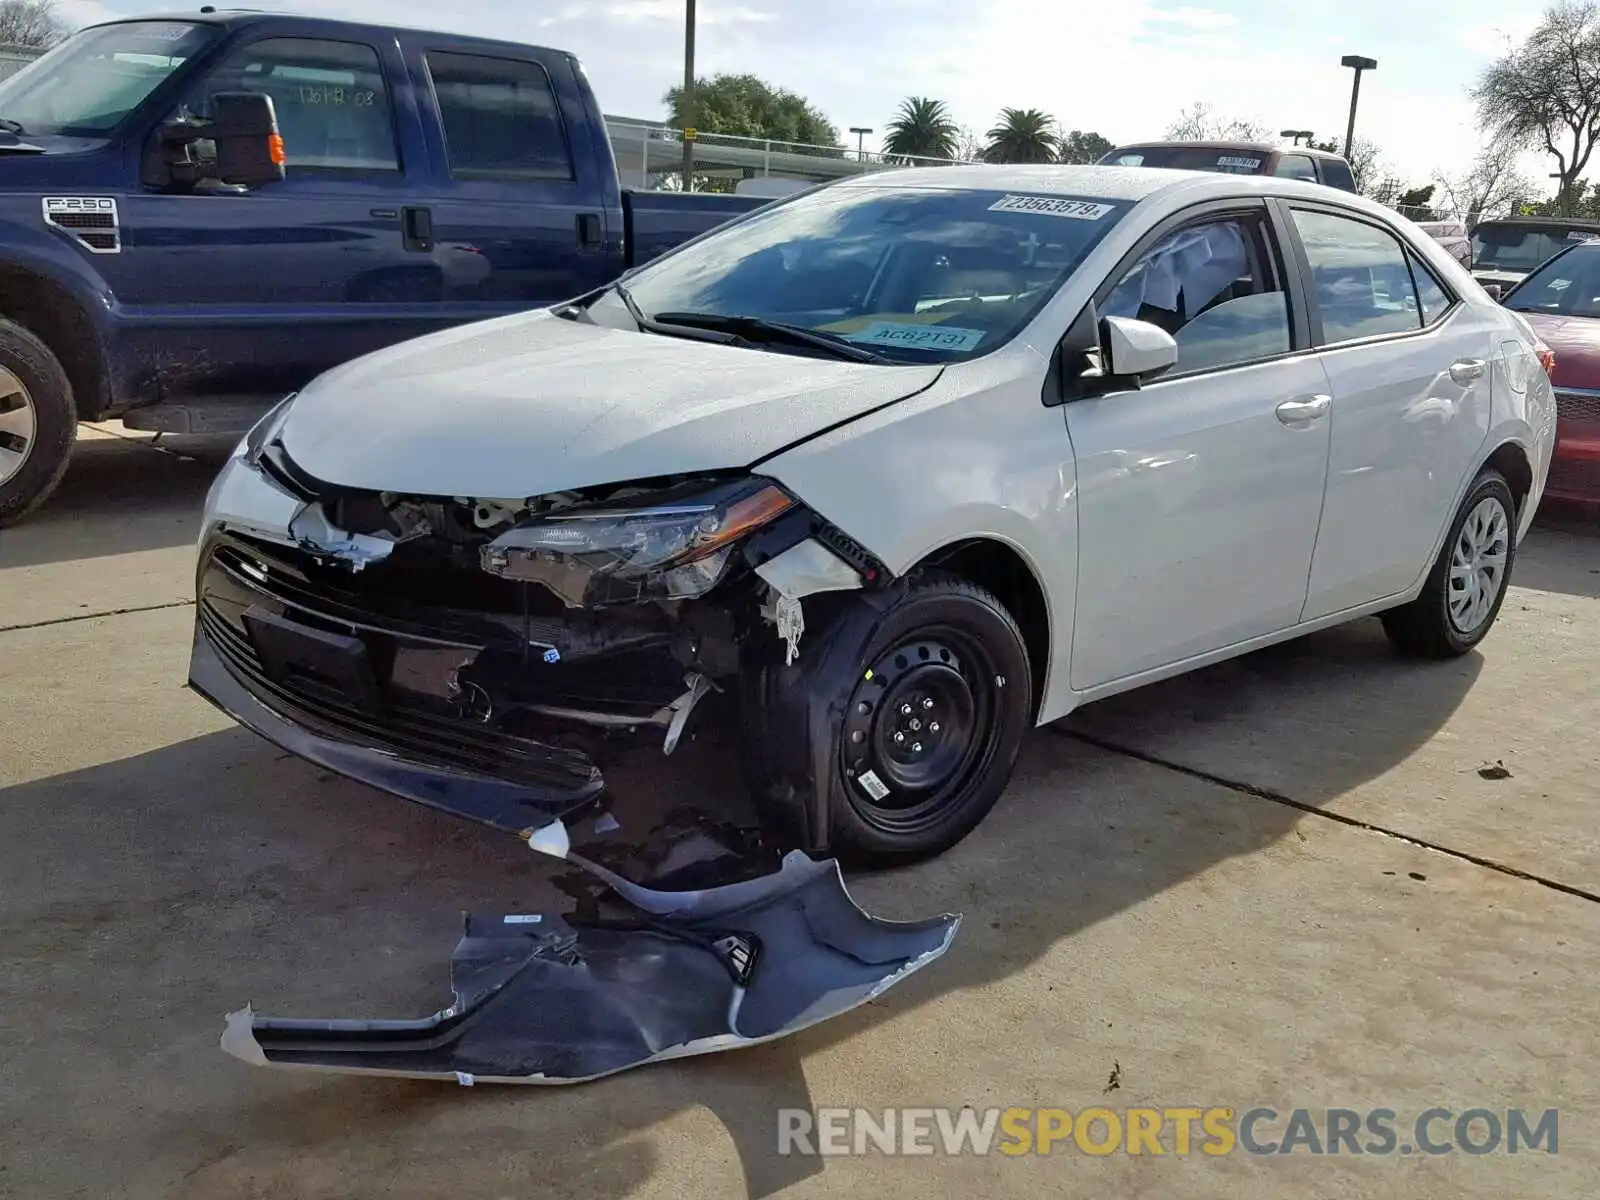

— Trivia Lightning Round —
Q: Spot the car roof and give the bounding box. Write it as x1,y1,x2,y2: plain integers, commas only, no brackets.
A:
90,9,565,53
1476,215,1600,230
1108,140,1348,163
828,162,1388,211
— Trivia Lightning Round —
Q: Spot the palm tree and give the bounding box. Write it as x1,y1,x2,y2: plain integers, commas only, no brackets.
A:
883,97,960,163
982,108,1059,164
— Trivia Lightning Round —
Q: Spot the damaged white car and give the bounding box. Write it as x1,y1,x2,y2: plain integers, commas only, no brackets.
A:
190,164,1555,865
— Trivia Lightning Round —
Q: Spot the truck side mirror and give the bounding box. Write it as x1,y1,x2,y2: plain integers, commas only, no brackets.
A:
211,91,286,187
142,90,286,192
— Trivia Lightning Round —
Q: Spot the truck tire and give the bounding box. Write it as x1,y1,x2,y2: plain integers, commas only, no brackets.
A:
0,317,75,525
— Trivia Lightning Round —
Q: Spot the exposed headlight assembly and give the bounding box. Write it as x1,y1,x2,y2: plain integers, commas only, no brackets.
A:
480,477,797,607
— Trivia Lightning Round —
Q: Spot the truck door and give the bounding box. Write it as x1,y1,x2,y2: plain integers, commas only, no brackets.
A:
396,39,616,316
104,32,449,402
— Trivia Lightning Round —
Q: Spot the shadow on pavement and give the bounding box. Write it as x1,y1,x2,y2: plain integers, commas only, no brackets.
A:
0,622,1482,1199
0,430,232,569
1517,504,1600,601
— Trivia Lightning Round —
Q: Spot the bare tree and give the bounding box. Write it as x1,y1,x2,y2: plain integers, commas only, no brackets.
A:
1435,138,1534,227
952,125,984,163
1164,101,1272,143
1472,0,1600,196
1345,137,1385,193
0,0,68,48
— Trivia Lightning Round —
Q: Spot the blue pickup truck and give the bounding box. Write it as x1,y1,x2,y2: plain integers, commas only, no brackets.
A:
0,10,768,521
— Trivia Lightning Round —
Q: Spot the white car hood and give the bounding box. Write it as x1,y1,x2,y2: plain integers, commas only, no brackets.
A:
277,311,942,498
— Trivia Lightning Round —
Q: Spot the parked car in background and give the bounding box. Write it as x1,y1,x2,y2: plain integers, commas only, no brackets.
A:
1417,219,1472,269
190,165,1553,870
1098,141,1357,191
1499,239,1600,504
1470,217,1600,293
0,11,770,523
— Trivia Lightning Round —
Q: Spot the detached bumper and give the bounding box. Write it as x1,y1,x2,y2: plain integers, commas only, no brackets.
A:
188,607,604,837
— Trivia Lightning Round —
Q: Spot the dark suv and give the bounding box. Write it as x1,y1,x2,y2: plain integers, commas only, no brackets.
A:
1098,140,1358,192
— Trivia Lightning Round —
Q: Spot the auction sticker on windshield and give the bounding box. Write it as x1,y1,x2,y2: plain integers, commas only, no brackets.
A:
846,322,987,351
988,195,1114,220
1217,155,1263,170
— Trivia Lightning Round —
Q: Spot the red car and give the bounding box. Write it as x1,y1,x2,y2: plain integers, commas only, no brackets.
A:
1500,240,1600,503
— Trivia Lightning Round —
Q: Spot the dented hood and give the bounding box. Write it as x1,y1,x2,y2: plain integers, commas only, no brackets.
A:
277,310,943,497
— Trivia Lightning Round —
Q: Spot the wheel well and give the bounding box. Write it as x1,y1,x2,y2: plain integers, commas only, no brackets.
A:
919,538,1050,719
0,265,107,420
1485,440,1533,517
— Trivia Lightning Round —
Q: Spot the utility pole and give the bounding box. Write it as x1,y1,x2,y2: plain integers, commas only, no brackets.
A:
850,126,873,169
679,0,696,191
1340,55,1376,159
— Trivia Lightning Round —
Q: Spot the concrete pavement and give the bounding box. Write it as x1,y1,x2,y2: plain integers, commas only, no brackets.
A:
1,431,1596,1199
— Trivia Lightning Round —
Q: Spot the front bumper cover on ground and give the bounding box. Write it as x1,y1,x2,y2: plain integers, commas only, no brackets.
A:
221,837,961,1085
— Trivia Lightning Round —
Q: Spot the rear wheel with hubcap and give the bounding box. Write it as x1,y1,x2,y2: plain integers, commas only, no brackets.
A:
1381,468,1517,658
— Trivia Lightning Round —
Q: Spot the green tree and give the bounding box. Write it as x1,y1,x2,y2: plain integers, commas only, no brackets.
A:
883,97,959,163
663,73,842,152
982,108,1058,164
1395,184,1437,220
1056,129,1114,164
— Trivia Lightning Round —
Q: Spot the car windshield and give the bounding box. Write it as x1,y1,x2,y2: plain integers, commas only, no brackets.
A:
1504,244,1600,319
601,184,1133,362
1100,146,1268,175
0,21,217,138
1471,223,1600,273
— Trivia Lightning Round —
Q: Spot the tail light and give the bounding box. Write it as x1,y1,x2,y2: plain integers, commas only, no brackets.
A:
1535,340,1556,378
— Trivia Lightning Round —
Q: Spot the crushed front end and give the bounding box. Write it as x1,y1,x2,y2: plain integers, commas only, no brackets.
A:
188,414,888,843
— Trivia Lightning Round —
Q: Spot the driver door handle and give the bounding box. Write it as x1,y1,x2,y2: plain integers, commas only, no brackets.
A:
1449,357,1487,383
1275,394,1331,425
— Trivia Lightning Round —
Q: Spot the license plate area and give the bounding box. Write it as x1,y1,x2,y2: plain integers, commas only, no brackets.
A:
243,606,386,716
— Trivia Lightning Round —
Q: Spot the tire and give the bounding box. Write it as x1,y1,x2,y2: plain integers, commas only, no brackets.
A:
1381,469,1517,658
815,571,1034,866
0,317,75,525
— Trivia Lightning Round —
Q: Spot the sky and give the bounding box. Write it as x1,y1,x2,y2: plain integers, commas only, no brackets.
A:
62,0,1560,198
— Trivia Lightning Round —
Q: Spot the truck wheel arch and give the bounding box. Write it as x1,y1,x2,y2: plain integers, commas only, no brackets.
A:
0,264,109,422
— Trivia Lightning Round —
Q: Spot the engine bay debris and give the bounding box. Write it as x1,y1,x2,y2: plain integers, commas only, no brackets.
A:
220,829,960,1085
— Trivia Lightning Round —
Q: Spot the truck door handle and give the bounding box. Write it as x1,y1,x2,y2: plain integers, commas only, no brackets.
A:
1449,357,1487,383
576,212,602,248
1275,394,1331,426
401,206,434,253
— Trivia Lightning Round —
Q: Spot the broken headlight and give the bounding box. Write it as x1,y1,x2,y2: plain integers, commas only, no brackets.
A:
480,477,796,607
235,393,296,466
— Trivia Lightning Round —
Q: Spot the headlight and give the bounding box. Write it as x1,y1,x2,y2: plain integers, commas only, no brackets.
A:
233,394,296,465
480,477,797,607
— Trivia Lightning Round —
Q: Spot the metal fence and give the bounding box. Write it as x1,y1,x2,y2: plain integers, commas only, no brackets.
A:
0,42,43,80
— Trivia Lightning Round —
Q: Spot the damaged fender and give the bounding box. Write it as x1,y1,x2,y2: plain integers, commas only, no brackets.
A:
220,827,960,1085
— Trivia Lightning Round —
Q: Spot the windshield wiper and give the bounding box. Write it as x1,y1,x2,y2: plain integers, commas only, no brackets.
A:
0,117,26,135
651,312,889,363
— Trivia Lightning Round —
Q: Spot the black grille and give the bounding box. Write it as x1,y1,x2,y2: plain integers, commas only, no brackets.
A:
1555,390,1600,423
199,540,600,795
76,232,118,251
49,212,114,229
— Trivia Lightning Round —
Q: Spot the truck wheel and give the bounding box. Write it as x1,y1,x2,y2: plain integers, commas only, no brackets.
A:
1381,469,1517,658
0,318,75,525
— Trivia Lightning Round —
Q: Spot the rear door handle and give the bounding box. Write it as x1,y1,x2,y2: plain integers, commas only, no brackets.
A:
576,212,603,248
1449,357,1487,383
401,205,433,253
1275,394,1331,426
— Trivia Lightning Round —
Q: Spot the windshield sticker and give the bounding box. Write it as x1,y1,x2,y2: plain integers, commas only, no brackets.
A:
1566,231,1598,241
845,322,987,352
988,195,1114,220
130,22,196,41
1216,155,1264,169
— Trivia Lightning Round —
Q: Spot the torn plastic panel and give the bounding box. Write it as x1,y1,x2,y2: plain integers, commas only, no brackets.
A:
220,837,960,1085
756,538,865,664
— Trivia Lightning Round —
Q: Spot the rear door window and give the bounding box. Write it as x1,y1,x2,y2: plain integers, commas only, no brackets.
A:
425,51,573,180
1274,154,1317,182
1291,208,1423,343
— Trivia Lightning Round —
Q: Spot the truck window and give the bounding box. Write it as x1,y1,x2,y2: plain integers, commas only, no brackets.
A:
1273,154,1317,182
424,52,574,180
180,38,399,171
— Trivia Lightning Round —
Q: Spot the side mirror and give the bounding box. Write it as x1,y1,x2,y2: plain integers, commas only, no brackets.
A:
141,90,285,191
1100,315,1178,381
1481,282,1504,302
211,91,286,187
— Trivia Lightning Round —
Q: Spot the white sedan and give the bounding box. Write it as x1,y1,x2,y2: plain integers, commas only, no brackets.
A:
190,165,1557,866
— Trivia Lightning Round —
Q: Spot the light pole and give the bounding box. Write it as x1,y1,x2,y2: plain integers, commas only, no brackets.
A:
1339,54,1376,159
679,0,696,190
850,126,873,168
1280,128,1314,146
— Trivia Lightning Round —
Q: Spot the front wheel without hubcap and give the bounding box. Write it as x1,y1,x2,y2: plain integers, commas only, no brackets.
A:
827,574,1033,865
